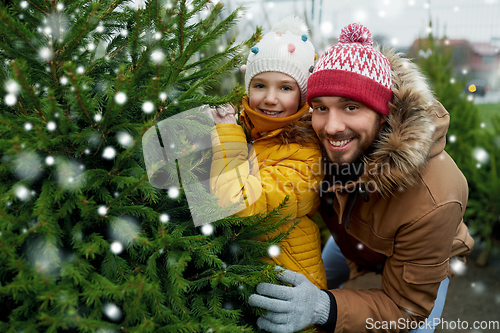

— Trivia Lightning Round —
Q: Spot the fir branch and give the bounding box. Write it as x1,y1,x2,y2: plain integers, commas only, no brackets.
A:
11,60,46,121
58,0,103,61
66,67,95,126
178,0,186,53
0,7,38,53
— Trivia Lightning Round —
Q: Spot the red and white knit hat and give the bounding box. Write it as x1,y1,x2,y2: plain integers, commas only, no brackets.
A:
306,23,393,115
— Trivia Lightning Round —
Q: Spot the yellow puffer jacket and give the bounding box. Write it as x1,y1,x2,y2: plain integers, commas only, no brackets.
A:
210,103,327,290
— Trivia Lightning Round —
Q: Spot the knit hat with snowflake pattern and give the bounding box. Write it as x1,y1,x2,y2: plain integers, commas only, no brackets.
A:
243,16,316,106
306,23,393,115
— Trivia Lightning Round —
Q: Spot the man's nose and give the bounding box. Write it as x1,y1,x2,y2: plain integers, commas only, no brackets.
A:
324,110,346,135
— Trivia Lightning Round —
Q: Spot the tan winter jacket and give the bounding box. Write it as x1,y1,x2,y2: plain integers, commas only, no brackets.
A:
319,51,474,332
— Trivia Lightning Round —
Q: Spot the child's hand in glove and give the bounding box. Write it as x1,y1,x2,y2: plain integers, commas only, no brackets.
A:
205,104,237,125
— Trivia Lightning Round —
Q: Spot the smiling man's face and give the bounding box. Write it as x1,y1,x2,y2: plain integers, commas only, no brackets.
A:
311,96,385,164
248,72,301,118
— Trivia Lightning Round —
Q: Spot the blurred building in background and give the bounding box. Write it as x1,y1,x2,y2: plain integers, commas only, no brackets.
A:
409,38,500,91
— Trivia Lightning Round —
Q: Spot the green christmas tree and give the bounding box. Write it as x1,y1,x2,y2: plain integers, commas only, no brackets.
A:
412,28,500,265
0,0,296,331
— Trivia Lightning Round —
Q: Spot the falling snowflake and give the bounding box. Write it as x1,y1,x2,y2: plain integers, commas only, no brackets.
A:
4,93,17,106
222,300,235,310
95,22,105,33
110,216,140,246
57,159,85,190
159,92,167,101
471,281,486,294
15,185,30,201
154,32,162,40
76,66,85,74
114,91,127,105
448,135,457,143
117,131,133,147
472,147,489,163
98,206,107,216
110,241,123,254
168,187,179,199
45,156,55,165
25,237,62,274
94,113,102,122
60,76,68,85
150,50,165,64
24,122,33,131
14,151,42,180
5,79,20,95
357,243,364,250
159,213,169,223
39,47,52,61
450,258,466,275
102,146,116,159
268,245,280,257
201,223,214,236
103,303,123,322
47,121,57,131
142,101,155,114
20,1,28,8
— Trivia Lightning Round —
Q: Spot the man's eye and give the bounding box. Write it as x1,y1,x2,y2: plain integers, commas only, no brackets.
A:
314,106,327,112
346,105,358,111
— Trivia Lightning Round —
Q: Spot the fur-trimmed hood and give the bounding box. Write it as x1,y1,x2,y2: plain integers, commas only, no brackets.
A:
359,49,449,195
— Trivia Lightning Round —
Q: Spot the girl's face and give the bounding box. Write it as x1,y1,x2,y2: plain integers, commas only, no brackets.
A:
248,72,301,118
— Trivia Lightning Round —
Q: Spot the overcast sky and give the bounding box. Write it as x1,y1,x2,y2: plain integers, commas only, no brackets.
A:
223,0,500,51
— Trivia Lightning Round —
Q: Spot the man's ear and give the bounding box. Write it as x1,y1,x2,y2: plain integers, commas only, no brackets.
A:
379,114,387,125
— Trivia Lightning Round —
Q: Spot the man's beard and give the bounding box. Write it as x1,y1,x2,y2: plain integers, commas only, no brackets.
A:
318,115,385,167
322,146,371,184
318,130,375,167
320,130,382,185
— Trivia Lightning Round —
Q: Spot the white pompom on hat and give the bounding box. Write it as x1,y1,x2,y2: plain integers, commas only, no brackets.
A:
244,16,316,106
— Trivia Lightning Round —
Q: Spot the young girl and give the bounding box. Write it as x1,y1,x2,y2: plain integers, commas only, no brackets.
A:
208,16,326,290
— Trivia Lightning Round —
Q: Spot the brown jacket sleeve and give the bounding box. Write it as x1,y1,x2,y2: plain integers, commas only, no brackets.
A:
330,202,462,333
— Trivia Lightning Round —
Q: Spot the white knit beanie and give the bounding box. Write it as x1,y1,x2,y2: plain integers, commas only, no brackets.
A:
243,16,316,105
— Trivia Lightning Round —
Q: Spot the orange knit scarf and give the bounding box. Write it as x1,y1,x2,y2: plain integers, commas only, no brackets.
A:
240,98,310,139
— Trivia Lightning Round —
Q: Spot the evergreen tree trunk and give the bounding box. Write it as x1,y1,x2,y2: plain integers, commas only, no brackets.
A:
0,0,291,331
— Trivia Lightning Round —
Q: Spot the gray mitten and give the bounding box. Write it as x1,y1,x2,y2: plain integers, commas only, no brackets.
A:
248,268,331,333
